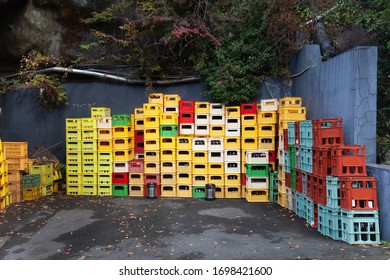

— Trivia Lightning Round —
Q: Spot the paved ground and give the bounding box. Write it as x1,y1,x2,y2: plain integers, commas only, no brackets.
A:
0,192,389,260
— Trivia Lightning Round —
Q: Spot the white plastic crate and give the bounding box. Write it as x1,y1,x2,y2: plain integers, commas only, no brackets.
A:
179,123,195,135
224,149,241,162
278,133,284,150
225,128,241,137
210,114,225,125
210,103,225,115
208,137,224,151
194,125,210,136
224,162,241,173
208,151,224,162
113,161,129,173
245,150,269,164
97,117,112,128
164,106,179,113
277,148,284,163
259,99,279,112
225,118,241,129
195,114,210,125
192,137,208,151
246,176,269,189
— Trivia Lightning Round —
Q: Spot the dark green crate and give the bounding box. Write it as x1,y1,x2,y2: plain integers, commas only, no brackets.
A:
192,186,206,198
269,188,278,203
112,114,132,126
22,174,41,188
112,184,129,196
269,171,278,190
246,164,269,177
160,125,178,136
291,168,296,191
289,145,296,169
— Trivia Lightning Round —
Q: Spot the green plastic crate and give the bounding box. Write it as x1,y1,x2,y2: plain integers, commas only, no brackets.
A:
160,125,178,136
290,168,296,191
192,186,206,198
289,145,296,168
22,174,41,188
112,114,132,126
246,164,269,177
269,171,278,190
112,184,129,196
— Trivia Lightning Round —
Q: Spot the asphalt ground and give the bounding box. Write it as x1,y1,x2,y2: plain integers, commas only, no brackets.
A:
0,192,389,260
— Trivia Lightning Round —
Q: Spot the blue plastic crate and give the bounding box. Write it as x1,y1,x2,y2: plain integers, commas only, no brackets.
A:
340,209,380,244
326,176,340,209
288,122,295,145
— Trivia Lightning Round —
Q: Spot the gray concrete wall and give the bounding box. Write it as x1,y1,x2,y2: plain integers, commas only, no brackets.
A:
367,164,390,241
290,45,377,163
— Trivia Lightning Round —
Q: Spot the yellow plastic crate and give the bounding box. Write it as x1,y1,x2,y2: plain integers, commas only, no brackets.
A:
134,108,144,119
176,150,191,161
97,128,113,140
29,163,53,175
209,125,225,137
241,125,258,138
66,173,81,185
82,173,97,185
195,102,210,114
246,188,269,202
113,138,134,150
224,137,241,149
257,111,278,124
129,185,144,197
42,184,53,196
82,152,98,163
82,129,98,140
144,139,160,151
144,150,160,162
225,106,241,117
113,149,134,161
98,185,112,196
241,114,257,126
144,162,160,174
177,161,191,173
192,163,208,175
98,152,112,163
225,174,241,186
160,137,177,149
160,161,176,173
97,140,112,152
83,163,98,174
225,186,241,199
23,186,42,201
279,97,302,108
144,128,160,139
208,163,224,175
129,173,144,185
66,118,82,130
258,124,276,137
135,119,144,130
112,126,131,138
160,149,176,161
41,173,54,185
176,185,192,197
144,116,160,128
148,93,165,105
279,107,306,122
193,175,207,186
241,138,258,150
258,137,275,150
82,184,98,195
81,118,97,130
176,173,192,185
66,184,81,195
143,103,162,116
66,130,82,141
66,141,82,152
277,192,287,207
215,186,225,199
192,151,208,163
160,113,178,125
91,107,111,118
208,175,224,187
161,173,176,185
164,94,181,107
82,140,98,151
66,163,82,174
161,185,177,197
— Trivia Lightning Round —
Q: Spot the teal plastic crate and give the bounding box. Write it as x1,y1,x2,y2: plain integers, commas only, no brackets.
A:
295,192,306,219
288,122,295,145
269,188,278,203
326,176,340,209
299,120,313,147
112,114,132,126
305,197,315,227
269,171,278,190
340,209,380,244
22,174,41,188
284,151,290,173
192,186,206,198
112,184,129,196
160,125,178,136
246,164,269,177
318,204,342,240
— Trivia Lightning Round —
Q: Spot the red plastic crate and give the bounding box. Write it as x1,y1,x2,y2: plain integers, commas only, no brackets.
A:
179,100,195,113
241,173,246,186
312,147,332,176
283,129,288,151
330,145,366,177
339,177,378,210
144,173,161,185
134,140,144,153
306,173,315,200
112,172,129,184
313,118,343,146
143,184,161,197
134,130,144,141
240,103,257,115
129,159,144,173
294,122,300,146
296,169,303,193
313,203,318,229
313,175,327,205
268,150,276,162
285,173,291,188
179,112,195,124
